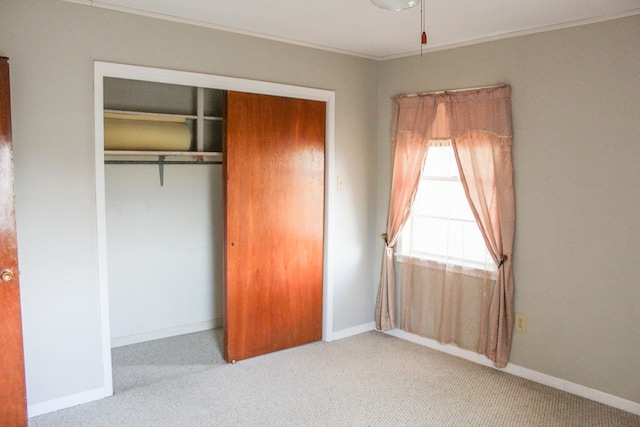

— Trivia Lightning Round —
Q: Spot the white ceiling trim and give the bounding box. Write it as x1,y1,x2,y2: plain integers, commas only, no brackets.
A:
384,8,640,60
64,1,640,61
78,0,376,59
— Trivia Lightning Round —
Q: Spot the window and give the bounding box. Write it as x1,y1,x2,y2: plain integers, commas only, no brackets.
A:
397,144,493,271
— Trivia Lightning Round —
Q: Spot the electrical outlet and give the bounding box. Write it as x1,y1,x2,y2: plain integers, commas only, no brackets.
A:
515,313,527,333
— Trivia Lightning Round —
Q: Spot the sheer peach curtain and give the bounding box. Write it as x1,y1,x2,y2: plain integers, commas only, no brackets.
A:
374,96,438,330
449,86,515,367
376,85,515,367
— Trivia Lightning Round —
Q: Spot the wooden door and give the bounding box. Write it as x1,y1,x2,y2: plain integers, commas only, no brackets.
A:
224,91,325,362
0,57,28,426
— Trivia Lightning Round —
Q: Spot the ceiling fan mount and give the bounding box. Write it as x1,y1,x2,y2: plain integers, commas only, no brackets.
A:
370,0,420,12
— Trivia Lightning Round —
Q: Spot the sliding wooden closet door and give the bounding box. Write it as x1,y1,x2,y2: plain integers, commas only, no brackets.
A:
224,91,325,362
0,57,28,426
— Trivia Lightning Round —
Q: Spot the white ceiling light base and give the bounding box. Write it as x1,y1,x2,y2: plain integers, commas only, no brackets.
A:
371,0,420,11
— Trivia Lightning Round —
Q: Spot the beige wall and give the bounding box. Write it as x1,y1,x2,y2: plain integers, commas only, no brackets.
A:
377,15,640,402
0,0,379,408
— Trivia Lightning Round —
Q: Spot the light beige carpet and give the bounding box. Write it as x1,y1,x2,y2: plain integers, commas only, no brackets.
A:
30,330,640,426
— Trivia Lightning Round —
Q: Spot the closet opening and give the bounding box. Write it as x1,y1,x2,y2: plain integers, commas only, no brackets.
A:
103,77,225,391
94,62,336,398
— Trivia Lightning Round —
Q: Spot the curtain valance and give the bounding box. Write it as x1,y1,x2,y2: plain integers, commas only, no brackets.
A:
393,85,512,143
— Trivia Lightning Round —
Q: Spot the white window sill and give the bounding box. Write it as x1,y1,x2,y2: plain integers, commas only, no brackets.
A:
395,253,497,280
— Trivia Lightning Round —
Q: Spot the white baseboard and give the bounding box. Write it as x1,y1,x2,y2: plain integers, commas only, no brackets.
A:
111,319,222,348
330,322,376,341
28,387,106,418
385,329,640,416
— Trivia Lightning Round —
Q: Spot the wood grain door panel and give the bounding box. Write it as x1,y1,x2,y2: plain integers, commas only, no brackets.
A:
224,91,325,362
0,57,28,426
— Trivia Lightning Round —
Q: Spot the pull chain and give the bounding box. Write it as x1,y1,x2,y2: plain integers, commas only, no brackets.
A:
420,0,427,55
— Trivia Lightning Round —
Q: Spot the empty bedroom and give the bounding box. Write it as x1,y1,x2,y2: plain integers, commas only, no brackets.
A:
0,0,638,425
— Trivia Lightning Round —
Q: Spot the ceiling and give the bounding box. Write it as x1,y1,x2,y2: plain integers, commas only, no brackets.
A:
79,0,639,59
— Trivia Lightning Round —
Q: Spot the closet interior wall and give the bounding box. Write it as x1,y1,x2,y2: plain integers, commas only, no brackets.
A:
103,78,224,347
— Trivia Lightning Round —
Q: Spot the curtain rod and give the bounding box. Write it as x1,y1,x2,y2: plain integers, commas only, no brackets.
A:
403,83,507,98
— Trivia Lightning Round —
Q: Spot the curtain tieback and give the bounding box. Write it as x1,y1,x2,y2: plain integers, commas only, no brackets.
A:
498,254,508,268
381,233,388,245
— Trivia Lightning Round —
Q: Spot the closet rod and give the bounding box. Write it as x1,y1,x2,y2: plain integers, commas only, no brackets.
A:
104,160,222,165
105,156,222,186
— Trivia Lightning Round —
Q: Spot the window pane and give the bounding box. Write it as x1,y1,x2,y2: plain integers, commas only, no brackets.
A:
420,181,452,217
412,217,447,256
423,146,456,177
398,146,493,271
417,181,474,221
449,186,475,221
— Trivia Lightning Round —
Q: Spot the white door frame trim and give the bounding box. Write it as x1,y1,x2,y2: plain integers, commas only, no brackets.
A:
93,61,336,397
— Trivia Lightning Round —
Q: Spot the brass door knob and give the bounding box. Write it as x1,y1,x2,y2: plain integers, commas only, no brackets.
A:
1,269,14,282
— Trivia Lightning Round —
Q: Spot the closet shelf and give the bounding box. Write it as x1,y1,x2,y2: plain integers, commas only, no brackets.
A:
104,109,222,121
104,84,224,186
